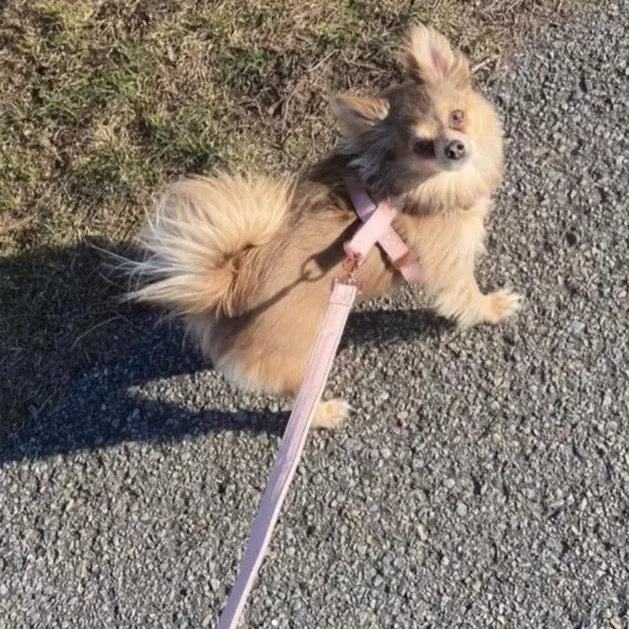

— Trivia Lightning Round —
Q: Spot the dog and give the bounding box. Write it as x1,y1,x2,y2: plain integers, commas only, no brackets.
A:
126,25,521,428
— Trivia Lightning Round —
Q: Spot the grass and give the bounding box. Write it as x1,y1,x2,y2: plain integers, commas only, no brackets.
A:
0,0,591,427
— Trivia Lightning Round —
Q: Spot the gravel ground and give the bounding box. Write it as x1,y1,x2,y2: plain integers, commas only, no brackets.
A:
2,2,629,627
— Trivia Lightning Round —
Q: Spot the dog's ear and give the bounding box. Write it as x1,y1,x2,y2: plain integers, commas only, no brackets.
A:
331,93,389,137
400,24,470,89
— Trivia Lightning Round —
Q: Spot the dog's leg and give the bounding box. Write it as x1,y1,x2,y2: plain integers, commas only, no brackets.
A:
433,271,521,328
308,398,351,429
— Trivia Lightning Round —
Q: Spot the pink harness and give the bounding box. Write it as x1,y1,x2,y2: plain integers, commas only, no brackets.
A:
215,177,421,629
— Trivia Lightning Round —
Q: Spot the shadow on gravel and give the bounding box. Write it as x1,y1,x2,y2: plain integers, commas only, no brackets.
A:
1,238,152,425
0,237,447,465
0,312,291,465
345,307,450,347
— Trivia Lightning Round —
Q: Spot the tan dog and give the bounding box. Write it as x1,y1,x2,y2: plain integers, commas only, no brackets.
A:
127,25,521,428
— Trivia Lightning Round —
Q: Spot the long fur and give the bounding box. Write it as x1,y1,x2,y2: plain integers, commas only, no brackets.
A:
124,24,521,428
128,174,295,318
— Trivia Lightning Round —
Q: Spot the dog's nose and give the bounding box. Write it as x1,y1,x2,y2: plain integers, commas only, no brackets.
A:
444,140,466,161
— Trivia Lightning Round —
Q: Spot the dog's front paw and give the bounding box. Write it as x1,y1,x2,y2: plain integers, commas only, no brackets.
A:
485,289,522,324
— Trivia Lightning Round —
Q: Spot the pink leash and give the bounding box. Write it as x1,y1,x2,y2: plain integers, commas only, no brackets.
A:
215,178,420,629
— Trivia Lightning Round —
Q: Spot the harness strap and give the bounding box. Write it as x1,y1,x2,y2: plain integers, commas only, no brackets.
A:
344,175,423,284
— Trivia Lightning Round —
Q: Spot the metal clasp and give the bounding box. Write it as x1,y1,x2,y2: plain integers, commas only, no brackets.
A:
336,250,363,291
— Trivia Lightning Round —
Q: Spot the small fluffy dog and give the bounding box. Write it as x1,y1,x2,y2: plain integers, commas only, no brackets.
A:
128,25,520,428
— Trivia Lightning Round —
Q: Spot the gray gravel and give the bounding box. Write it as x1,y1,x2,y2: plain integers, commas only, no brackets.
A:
2,3,629,628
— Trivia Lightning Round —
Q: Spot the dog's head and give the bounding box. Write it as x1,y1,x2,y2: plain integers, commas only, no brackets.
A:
332,25,503,212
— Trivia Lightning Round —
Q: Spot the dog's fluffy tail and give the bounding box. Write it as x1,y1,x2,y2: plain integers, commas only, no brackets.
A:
127,174,292,317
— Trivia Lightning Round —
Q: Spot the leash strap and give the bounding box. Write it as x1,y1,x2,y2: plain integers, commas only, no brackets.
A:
216,281,357,629
215,181,420,629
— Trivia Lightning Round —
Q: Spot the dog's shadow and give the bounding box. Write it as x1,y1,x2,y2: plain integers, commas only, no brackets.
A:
345,306,448,347
0,237,448,465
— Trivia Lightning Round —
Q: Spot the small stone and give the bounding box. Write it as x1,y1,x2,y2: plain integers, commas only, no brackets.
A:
396,410,409,421
444,478,456,489
210,578,221,592
417,524,428,541
569,320,585,334
456,502,468,517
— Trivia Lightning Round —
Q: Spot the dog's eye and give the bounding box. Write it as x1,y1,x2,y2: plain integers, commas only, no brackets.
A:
450,110,465,127
413,139,435,157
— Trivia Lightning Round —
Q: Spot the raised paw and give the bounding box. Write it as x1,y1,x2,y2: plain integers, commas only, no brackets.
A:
312,398,351,430
485,289,522,324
